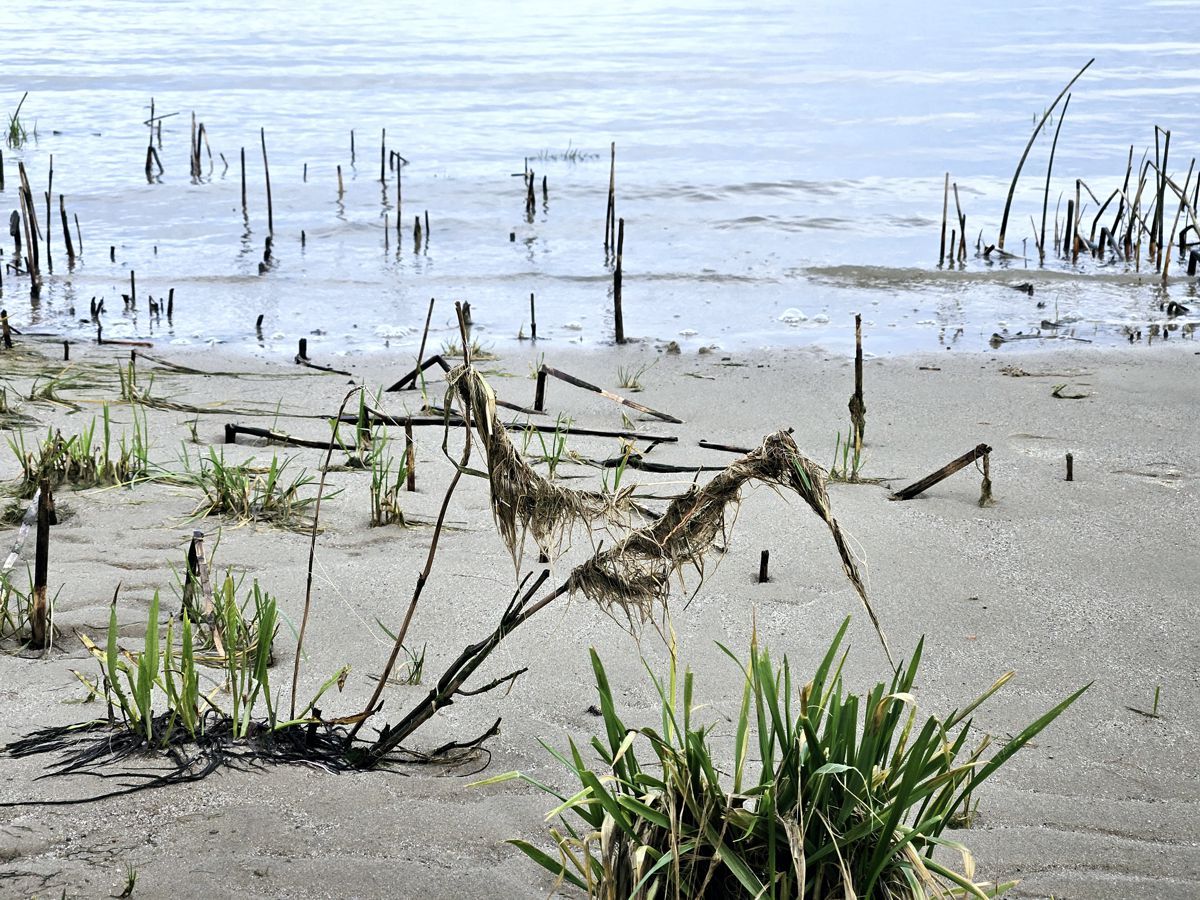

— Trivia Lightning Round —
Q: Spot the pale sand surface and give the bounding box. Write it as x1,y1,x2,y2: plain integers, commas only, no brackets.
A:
1,337,1197,899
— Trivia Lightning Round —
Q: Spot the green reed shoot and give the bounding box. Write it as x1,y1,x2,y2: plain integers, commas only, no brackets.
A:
830,429,865,483
375,618,425,684
521,414,571,479
369,430,408,527
182,447,319,530
601,439,633,495
220,576,278,737
6,92,29,148
616,358,657,392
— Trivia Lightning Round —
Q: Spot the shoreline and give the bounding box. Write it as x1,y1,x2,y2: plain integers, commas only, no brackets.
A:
1,337,1197,898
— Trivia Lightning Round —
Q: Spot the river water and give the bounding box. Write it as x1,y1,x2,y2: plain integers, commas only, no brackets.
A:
3,0,1199,356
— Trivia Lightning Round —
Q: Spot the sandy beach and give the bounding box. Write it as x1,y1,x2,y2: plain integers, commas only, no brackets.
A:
1,335,1198,899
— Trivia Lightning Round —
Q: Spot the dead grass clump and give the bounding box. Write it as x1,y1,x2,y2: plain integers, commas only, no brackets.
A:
446,364,633,564
567,429,894,665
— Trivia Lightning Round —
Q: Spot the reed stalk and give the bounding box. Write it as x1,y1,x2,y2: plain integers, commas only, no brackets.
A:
998,58,1093,251
1038,94,1070,262
260,128,273,236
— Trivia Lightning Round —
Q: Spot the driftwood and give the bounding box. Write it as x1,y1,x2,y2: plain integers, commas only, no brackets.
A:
386,353,450,391
294,339,352,376
698,439,754,454
340,411,678,443
30,482,54,649
890,444,992,501
848,314,865,442
224,423,334,450
535,365,682,424
584,453,728,474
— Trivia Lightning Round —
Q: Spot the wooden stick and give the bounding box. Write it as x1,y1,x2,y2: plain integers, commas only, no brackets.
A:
73,213,82,257
224,422,334,450
347,304,475,742
1064,200,1074,259
415,296,435,369
17,163,40,294
758,550,770,584
529,292,537,340
540,364,681,423
953,183,966,263
889,443,992,501
240,147,247,212
605,141,616,253
404,421,416,491
1162,157,1195,284
533,368,547,411
380,128,386,183
939,172,949,265
44,155,52,264
614,217,626,343
261,128,273,235
59,195,75,262
1080,180,1089,262
849,313,865,444
385,349,449,392
1065,452,1074,482
344,408,676,442
31,480,53,649
698,439,754,454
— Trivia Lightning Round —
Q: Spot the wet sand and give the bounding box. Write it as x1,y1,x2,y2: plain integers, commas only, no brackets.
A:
1,337,1197,899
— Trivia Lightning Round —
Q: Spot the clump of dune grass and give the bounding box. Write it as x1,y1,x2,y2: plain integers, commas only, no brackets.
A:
616,359,657,393
180,448,320,530
487,618,1087,899
6,405,151,497
829,430,867,483
368,431,409,527
5,579,363,800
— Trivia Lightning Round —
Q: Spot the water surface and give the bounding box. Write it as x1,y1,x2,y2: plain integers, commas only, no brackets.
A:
3,0,1199,356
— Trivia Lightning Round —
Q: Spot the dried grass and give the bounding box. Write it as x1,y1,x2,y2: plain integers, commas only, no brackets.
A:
447,365,633,566
449,364,894,666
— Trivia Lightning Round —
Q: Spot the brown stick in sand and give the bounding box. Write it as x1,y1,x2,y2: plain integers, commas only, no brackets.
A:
848,313,865,444
31,481,55,650
539,364,681,423
889,443,992,501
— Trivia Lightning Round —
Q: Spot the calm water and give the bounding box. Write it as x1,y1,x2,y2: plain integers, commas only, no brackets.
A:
3,0,1199,356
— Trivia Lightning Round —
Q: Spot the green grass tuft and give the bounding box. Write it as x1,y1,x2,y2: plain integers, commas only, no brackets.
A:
485,618,1087,898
